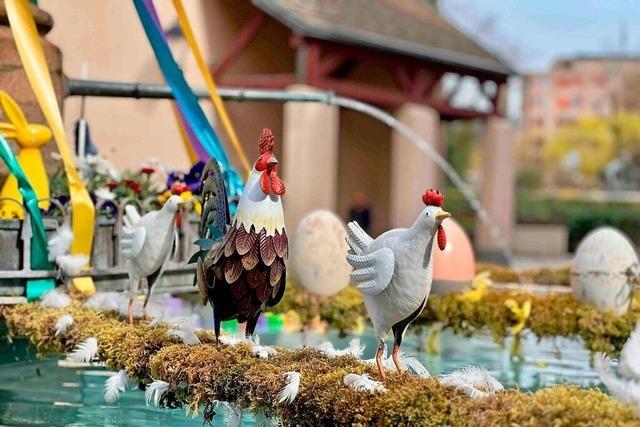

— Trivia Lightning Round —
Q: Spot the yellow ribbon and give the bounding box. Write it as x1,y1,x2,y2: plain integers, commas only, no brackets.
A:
504,299,531,336
172,0,252,176
6,0,95,294
457,271,492,303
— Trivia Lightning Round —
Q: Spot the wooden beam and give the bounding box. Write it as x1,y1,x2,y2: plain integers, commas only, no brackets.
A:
411,69,443,98
306,42,322,85
318,52,349,76
316,77,490,119
211,11,268,77
394,65,414,94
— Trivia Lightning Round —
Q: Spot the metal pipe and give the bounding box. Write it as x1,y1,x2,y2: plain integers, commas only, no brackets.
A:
66,78,333,103
66,78,511,258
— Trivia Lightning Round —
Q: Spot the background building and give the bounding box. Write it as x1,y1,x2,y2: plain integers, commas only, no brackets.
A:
523,56,640,136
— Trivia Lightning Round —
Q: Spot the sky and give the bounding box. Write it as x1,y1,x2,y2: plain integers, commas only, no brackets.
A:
439,0,640,73
435,0,640,120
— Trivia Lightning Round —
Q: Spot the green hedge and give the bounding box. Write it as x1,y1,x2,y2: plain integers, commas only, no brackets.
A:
444,188,640,251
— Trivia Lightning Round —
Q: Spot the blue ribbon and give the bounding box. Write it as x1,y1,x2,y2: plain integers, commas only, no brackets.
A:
133,0,243,202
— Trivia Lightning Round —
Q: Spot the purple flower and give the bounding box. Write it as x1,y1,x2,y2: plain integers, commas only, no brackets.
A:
167,161,205,195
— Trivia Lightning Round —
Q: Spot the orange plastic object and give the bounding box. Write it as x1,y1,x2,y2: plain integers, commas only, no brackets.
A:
433,218,475,284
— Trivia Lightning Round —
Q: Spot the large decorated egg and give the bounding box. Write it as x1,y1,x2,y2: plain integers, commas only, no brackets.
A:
289,210,351,296
571,227,637,315
432,218,475,294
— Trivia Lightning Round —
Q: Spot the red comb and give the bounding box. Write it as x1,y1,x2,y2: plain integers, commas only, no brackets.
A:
259,128,275,154
422,188,444,207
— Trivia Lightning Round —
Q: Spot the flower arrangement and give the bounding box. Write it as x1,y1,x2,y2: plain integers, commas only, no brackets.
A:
47,155,203,216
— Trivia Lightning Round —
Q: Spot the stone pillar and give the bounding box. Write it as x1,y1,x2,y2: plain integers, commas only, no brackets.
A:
475,116,515,256
282,84,340,230
390,103,442,228
0,1,63,179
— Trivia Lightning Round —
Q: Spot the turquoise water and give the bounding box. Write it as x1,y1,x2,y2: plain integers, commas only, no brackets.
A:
0,296,602,425
0,327,600,426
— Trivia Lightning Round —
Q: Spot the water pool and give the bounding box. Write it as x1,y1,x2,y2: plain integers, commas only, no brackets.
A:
0,320,601,426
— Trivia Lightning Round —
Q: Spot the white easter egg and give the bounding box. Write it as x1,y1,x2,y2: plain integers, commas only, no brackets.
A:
289,210,351,296
571,227,637,315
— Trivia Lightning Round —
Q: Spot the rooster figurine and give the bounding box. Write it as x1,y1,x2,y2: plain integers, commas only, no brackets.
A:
193,129,287,339
120,195,183,324
346,189,450,380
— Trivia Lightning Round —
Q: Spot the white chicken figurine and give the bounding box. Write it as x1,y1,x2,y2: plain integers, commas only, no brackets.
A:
346,188,450,380
594,322,640,415
120,195,183,324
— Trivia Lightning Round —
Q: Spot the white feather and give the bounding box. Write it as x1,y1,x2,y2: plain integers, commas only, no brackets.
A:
85,292,128,312
54,313,74,336
252,345,277,359
145,379,170,407
594,352,640,410
277,371,301,404
439,366,504,398
344,373,387,394
619,323,640,381
70,337,99,363
55,254,89,276
167,323,201,345
315,338,364,359
399,353,430,377
219,335,247,346
104,369,128,403
47,222,73,261
365,351,430,377
40,289,71,308
217,401,242,427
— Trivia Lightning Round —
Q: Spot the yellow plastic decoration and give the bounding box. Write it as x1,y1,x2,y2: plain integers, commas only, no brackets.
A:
0,91,51,218
504,298,532,336
427,324,442,355
6,0,95,294
457,271,492,303
172,0,251,176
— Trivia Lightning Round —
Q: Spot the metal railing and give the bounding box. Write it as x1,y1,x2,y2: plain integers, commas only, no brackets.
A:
0,197,200,295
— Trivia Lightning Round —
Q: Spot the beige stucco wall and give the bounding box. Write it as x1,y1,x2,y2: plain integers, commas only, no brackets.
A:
337,109,391,236
39,0,293,173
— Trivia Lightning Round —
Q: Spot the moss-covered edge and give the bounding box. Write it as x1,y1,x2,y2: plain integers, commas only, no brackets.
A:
2,301,638,426
273,281,640,355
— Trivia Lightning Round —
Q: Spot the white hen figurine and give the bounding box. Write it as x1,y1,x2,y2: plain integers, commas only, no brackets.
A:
120,195,183,324
594,322,640,415
346,188,450,380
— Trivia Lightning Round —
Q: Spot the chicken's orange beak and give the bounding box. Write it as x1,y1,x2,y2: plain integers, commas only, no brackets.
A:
267,154,278,167
436,210,451,221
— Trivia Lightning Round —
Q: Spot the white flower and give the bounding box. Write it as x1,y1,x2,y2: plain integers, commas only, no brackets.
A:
94,187,116,201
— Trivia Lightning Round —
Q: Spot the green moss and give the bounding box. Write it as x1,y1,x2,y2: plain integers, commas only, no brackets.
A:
274,282,639,355
2,301,638,426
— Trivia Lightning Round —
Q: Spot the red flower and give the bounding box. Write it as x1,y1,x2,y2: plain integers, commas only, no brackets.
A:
106,181,119,190
124,179,142,193
141,166,155,175
171,181,188,195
